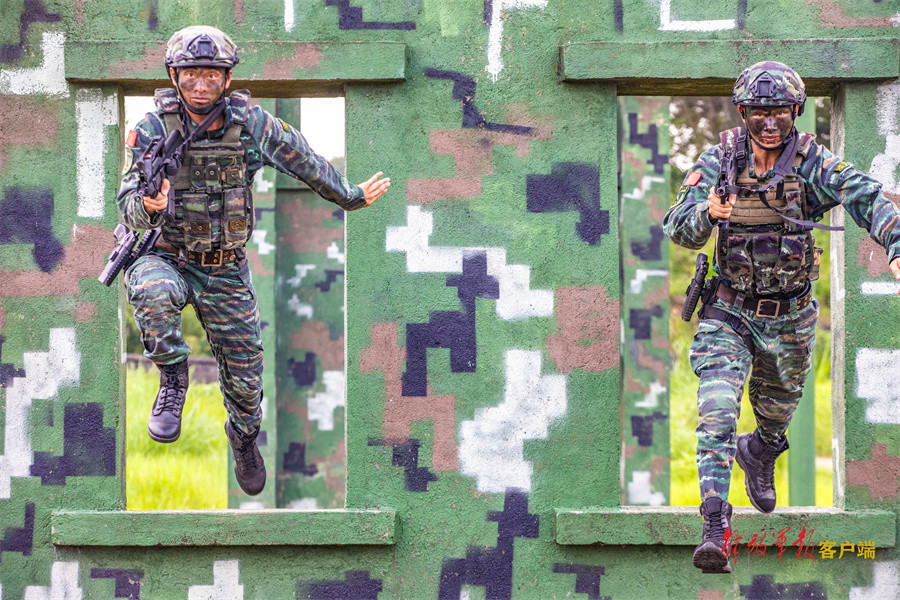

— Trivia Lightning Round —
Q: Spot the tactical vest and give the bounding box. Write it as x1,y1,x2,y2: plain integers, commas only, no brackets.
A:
154,88,254,254
715,127,822,296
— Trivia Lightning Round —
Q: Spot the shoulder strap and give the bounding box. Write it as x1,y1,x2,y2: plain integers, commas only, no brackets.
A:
222,90,251,144
155,89,185,137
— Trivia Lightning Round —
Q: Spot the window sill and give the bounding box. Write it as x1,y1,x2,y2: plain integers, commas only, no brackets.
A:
52,509,397,547
555,507,896,547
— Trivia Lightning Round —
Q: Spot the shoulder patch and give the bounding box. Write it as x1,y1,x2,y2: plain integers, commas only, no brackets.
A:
121,148,134,175
125,130,138,148
674,185,689,206
686,172,702,186
833,160,850,173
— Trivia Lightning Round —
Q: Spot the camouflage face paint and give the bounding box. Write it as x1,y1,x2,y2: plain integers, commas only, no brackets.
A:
176,67,229,112
745,106,794,149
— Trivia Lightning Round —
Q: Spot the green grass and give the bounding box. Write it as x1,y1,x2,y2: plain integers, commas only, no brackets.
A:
126,365,228,510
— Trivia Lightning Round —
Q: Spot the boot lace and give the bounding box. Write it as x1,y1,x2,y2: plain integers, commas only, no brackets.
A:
760,448,779,490
233,430,261,470
154,368,185,415
706,507,727,541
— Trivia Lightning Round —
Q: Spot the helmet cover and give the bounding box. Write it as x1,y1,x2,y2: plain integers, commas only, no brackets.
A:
165,25,239,70
732,61,806,111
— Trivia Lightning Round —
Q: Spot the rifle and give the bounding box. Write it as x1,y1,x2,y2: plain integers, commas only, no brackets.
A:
681,253,709,322
137,128,185,218
98,224,162,286
714,147,738,229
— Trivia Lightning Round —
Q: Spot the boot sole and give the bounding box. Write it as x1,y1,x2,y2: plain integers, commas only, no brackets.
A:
735,442,774,514
148,427,180,443
692,542,732,574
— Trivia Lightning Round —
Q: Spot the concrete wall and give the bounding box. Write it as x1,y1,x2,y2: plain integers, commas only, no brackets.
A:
0,0,898,598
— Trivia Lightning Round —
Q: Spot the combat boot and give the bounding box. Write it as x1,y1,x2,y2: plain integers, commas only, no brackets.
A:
225,420,266,495
147,360,189,443
692,497,733,574
735,430,788,513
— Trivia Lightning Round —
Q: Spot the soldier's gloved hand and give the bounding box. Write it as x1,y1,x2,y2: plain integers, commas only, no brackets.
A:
707,191,736,221
143,179,170,216
891,257,900,295
357,171,390,207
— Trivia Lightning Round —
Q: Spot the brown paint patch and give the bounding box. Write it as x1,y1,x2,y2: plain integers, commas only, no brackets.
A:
291,321,343,370
858,236,891,277
74,302,97,322
698,591,724,600
642,284,670,310
625,366,650,394
622,150,645,178
107,43,168,78
0,225,108,296
623,445,636,460
234,0,244,24
846,443,900,500
808,0,897,27
407,106,553,203
322,440,346,492
0,97,59,173
548,286,619,373
636,344,667,381
650,456,668,481
360,322,458,470
278,201,343,253
0,307,5,330
245,247,274,276
75,0,84,26
262,44,322,79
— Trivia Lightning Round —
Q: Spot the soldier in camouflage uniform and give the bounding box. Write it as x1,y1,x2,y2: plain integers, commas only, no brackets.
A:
118,26,390,495
663,61,900,573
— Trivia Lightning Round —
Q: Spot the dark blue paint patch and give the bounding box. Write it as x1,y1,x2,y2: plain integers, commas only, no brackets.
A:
740,575,827,600
552,564,609,600
287,352,317,387
315,269,344,292
628,305,663,340
737,0,748,29
324,0,415,30
0,187,64,272
90,569,144,599
0,335,26,387
614,0,623,32
301,570,383,600
260,320,270,331
147,0,158,30
526,163,610,245
257,430,268,447
332,209,345,221
283,442,319,476
367,438,437,492
0,502,34,562
402,253,499,397
438,491,539,600
484,0,493,24
0,0,61,62
630,225,665,261
253,206,276,220
30,403,116,485
627,113,668,175
423,69,533,134
630,411,667,447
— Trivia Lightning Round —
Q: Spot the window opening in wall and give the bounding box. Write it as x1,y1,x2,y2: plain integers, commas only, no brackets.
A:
123,96,348,510
619,95,833,508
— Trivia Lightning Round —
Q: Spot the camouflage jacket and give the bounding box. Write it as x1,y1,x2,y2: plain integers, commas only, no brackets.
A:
664,134,900,267
117,93,365,231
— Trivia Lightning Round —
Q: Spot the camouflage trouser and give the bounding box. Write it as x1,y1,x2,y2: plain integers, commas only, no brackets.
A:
125,251,263,434
689,294,818,502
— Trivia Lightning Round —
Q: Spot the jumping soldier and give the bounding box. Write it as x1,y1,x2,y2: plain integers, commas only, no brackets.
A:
664,62,900,573
118,25,390,495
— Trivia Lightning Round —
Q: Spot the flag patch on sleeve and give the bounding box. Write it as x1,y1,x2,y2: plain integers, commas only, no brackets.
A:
686,171,702,186
125,130,138,148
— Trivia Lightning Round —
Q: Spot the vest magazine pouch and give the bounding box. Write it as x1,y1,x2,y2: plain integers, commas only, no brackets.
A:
719,233,755,292
220,154,244,187
750,234,781,293
181,193,214,252
775,233,809,293
189,155,207,190
809,245,823,282
221,187,251,250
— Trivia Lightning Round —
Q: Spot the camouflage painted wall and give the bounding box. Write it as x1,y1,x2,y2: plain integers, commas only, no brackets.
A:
1,0,899,598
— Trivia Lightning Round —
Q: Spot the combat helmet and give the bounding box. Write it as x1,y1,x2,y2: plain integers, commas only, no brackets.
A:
732,61,806,116
165,25,239,70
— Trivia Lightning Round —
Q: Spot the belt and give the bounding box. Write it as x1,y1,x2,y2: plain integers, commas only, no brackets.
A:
715,282,811,318
155,241,242,267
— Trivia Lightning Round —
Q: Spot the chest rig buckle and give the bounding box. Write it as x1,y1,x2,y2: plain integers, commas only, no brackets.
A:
755,299,780,318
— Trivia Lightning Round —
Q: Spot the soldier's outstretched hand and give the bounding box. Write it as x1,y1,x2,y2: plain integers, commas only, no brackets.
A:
707,191,736,221
143,178,170,216
891,257,900,295
358,172,390,207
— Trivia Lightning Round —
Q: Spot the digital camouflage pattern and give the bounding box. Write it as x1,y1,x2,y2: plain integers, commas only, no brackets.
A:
125,252,263,435
731,61,806,109
165,25,239,69
690,297,818,501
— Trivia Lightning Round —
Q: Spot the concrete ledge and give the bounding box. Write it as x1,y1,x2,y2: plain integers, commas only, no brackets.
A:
555,507,896,546
66,41,406,96
52,509,397,547
560,38,900,96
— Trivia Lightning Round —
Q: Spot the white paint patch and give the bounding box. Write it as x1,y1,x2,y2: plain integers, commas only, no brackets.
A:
188,560,243,600
0,32,68,97
76,89,118,219
658,0,736,31
386,206,554,320
862,281,900,295
622,176,666,200
869,81,900,194
286,295,313,319
23,562,82,600
327,241,345,265
287,497,321,510
308,370,345,431
239,501,266,510
250,230,275,255
287,264,317,287
855,348,900,424
627,470,666,506
284,0,296,32
850,561,900,600
629,269,669,294
485,0,548,82
634,381,667,409
254,168,275,194
459,350,566,492
0,328,80,498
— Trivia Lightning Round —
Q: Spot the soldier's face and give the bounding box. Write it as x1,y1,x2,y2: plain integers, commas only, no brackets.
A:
745,106,794,149
173,67,231,110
